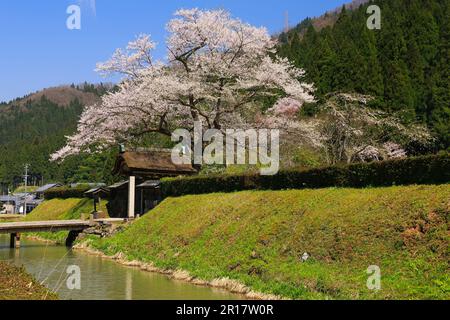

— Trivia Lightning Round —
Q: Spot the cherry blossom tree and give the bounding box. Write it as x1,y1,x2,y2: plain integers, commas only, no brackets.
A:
268,97,302,117
318,93,433,164
52,9,315,161
260,92,433,168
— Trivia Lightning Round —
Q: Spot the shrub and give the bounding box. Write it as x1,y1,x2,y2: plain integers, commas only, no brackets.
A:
44,186,92,200
161,154,450,197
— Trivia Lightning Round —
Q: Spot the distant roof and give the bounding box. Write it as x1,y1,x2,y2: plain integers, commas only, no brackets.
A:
113,149,197,178
0,195,17,203
108,181,129,190
137,180,161,188
12,193,28,198
36,183,62,193
84,187,110,195
70,183,106,188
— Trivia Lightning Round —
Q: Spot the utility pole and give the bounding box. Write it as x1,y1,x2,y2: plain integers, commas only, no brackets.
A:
7,187,11,214
23,164,29,215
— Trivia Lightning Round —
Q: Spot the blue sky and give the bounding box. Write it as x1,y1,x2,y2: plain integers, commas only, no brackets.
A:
0,0,348,102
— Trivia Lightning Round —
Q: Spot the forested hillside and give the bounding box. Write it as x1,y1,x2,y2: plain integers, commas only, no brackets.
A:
0,84,117,189
278,0,449,149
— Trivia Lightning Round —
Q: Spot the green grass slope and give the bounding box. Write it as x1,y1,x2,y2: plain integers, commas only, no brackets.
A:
24,198,108,244
24,198,93,222
90,185,450,300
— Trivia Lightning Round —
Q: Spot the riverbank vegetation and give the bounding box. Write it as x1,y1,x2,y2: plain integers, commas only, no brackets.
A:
0,261,57,300
86,184,450,300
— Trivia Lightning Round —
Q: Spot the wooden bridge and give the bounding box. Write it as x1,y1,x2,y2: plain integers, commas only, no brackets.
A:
0,218,124,248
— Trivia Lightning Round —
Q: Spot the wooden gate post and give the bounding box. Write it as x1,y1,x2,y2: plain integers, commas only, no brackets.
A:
128,176,136,219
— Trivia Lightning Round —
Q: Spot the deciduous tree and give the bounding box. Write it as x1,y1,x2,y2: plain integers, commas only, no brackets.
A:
52,9,315,160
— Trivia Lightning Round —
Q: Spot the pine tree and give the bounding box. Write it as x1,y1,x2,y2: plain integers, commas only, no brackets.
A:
429,0,450,148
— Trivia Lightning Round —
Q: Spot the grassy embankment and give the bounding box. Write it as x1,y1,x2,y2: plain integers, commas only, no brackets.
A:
0,215,24,223
86,185,450,300
0,261,57,300
23,198,108,244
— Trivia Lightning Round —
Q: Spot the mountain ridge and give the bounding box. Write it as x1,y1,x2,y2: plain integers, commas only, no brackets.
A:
0,84,112,113
282,0,370,37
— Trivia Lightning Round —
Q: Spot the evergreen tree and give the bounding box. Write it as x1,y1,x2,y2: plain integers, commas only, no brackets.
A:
277,0,448,147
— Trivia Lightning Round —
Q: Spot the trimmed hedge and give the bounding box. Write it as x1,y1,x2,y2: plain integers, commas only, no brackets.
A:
161,154,450,197
44,186,92,200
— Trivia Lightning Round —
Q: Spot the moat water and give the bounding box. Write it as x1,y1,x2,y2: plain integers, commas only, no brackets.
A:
0,235,244,300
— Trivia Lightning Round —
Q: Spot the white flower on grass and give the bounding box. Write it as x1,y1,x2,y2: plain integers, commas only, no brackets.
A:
301,252,310,262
